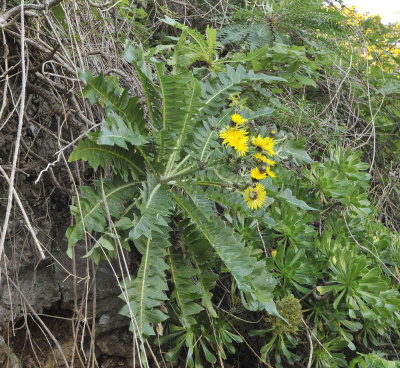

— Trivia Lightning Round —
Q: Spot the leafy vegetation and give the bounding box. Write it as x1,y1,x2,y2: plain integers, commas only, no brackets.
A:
64,0,400,366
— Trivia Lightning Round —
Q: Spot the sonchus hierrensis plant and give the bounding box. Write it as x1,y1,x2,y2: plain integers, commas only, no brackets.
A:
66,44,289,365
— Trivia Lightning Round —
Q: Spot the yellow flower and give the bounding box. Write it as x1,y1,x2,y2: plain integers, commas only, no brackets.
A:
271,249,277,259
231,113,248,126
244,183,266,210
251,135,275,156
251,167,267,180
271,130,276,134
266,166,276,178
254,153,275,166
219,126,249,156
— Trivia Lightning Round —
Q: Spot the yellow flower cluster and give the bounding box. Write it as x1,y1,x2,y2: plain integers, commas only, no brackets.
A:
250,134,276,182
218,112,277,210
219,127,249,156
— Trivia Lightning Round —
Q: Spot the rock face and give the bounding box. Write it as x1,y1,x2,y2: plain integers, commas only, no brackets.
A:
53,244,134,359
0,218,60,329
0,213,134,363
0,74,136,366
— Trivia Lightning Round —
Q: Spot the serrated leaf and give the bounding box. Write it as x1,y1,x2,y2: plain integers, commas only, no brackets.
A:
172,191,277,314
200,65,286,117
68,140,144,181
120,232,170,337
79,70,147,133
65,179,137,255
97,113,148,149
131,61,162,129
129,175,173,239
178,219,218,318
168,249,204,327
154,64,202,168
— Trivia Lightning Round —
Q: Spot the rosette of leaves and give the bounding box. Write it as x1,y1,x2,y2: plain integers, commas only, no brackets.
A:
303,148,372,217
159,317,242,367
349,353,400,368
270,201,318,248
312,337,348,368
316,249,400,324
66,43,287,365
272,242,318,293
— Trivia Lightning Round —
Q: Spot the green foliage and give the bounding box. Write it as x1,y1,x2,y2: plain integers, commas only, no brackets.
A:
67,4,400,366
303,148,372,216
129,175,173,240
65,179,137,256
162,17,220,71
154,64,202,167
95,112,148,149
349,354,400,368
317,250,400,321
119,233,170,336
218,0,345,49
68,41,283,349
68,140,144,181
200,64,285,117
168,249,204,327
79,70,147,132
272,242,317,293
270,202,317,248
172,190,277,314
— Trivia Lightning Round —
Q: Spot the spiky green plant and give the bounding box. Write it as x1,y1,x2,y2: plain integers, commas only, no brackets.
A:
66,41,288,365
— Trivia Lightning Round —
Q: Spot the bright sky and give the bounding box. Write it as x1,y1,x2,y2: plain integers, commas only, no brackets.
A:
344,0,400,24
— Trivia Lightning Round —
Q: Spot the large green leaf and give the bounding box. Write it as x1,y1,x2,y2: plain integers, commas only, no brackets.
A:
119,232,170,337
68,140,144,181
96,112,148,149
131,61,162,129
281,140,314,165
168,249,204,327
79,70,147,133
154,64,202,168
200,65,286,117
129,175,173,239
178,219,218,317
172,190,277,314
65,179,137,256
